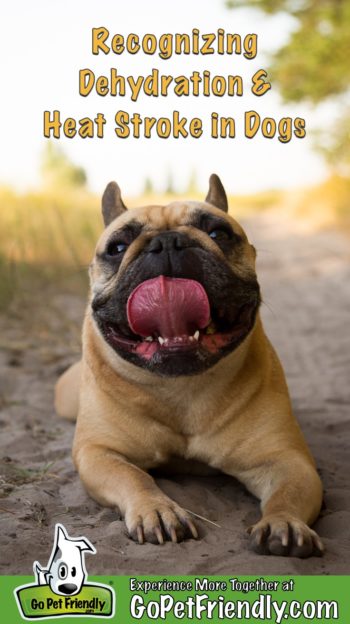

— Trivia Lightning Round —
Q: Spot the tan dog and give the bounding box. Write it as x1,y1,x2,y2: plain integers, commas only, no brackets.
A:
55,174,323,557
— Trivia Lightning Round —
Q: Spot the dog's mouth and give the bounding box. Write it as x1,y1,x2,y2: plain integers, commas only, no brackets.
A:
97,276,258,362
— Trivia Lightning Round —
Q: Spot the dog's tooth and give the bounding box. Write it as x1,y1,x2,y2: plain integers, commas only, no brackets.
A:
145,336,153,342
158,336,165,345
194,330,200,341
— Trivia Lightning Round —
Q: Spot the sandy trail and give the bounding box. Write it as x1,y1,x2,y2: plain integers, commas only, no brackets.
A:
0,211,349,575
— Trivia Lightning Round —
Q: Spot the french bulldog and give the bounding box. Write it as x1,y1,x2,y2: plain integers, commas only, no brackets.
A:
55,174,323,557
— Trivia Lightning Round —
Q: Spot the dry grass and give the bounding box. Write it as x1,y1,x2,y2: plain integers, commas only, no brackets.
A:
293,175,350,227
0,187,100,307
0,178,348,308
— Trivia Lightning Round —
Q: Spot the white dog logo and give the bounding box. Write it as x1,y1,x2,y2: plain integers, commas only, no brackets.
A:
33,524,96,596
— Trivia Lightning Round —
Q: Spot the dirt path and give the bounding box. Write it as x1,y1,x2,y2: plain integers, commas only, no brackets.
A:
0,211,349,575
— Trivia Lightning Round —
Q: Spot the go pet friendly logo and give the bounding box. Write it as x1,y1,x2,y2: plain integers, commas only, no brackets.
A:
15,524,115,619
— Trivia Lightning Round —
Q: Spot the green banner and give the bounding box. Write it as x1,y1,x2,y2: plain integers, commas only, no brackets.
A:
1,575,349,623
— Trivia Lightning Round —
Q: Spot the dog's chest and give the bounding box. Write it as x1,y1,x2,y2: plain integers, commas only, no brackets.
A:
153,381,223,436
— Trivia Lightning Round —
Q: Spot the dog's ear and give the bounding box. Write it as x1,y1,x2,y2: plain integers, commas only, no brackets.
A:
75,538,96,554
56,524,69,548
102,181,127,226
205,174,228,213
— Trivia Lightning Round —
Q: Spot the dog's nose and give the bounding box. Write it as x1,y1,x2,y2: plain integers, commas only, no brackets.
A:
58,583,78,595
147,232,187,253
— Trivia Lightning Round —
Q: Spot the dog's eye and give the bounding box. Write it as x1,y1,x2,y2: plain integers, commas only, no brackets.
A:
71,566,76,577
58,563,68,580
106,241,129,256
208,228,231,241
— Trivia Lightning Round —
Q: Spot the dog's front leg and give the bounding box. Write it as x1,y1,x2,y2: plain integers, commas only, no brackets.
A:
73,443,198,544
230,451,324,557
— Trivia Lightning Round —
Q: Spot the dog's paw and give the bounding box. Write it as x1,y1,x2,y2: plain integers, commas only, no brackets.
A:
248,514,324,558
124,495,198,545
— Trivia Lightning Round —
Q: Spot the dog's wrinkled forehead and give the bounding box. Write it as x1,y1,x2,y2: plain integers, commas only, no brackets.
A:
95,201,247,255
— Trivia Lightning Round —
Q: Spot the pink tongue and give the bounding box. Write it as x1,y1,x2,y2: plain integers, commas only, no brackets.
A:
127,276,210,338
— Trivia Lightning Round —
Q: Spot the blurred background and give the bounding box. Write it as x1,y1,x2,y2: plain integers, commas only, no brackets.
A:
1,0,350,574
0,0,349,309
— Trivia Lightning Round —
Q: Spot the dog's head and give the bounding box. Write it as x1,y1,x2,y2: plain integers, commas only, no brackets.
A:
90,174,260,376
38,524,95,596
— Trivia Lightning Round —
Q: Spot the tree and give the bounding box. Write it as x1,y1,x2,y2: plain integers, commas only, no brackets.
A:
143,177,154,195
165,169,175,194
227,0,350,169
41,142,87,190
187,168,199,195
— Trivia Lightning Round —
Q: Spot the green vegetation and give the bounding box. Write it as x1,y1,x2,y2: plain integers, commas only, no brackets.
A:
227,0,350,171
41,142,87,190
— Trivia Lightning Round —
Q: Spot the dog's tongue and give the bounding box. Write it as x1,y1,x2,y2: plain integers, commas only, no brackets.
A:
127,276,210,338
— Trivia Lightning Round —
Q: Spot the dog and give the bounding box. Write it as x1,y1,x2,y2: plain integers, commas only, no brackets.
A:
34,524,95,595
55,174,323,557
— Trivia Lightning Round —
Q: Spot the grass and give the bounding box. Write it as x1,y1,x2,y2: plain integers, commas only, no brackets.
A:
0,178,348,309
293,174,350,225
0,187,100,308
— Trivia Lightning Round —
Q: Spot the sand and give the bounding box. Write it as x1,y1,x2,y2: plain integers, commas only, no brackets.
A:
0,211,349,575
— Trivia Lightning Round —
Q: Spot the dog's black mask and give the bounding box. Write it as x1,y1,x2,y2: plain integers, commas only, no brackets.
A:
92,220,260,377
